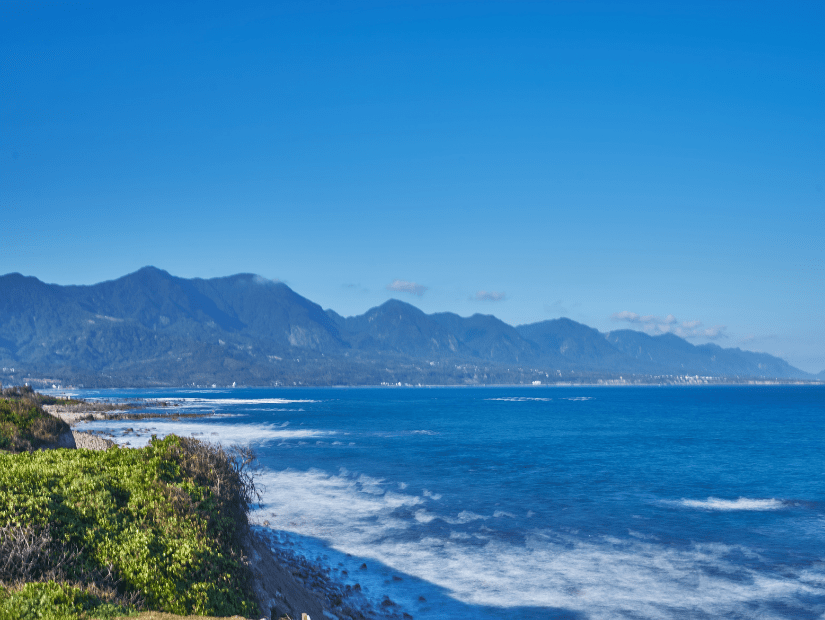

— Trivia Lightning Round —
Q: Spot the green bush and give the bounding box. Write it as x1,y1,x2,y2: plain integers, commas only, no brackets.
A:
0,393,70,452
0,436,258,618
0,385,82,407
0,581,132,620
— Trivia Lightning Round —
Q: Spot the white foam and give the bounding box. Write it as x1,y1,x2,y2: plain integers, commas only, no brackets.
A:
675,497,785,511
254,468,422,541
253,468,824,620
414,509,437,523
486,397,552,402
453,510,488,523
77,419,330,448
175,397,319,406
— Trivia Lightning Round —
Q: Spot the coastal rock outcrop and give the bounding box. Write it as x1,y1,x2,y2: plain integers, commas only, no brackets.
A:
244,529,326,620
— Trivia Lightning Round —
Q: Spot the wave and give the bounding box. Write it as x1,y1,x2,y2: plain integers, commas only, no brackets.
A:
485,396,593,403
486,397,552,402
372,430,439,436
77,419,331,448
252,468,824,619
175,397,319,405
674,497,785,511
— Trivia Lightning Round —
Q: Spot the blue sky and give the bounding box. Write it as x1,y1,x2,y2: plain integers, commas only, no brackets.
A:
2,1,823,372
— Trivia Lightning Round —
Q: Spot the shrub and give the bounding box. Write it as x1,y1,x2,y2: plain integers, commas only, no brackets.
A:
0,393,70,453
0,436,259,618
0,581,131,620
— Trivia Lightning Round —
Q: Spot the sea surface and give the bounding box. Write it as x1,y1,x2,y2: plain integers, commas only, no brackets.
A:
57,385,825,619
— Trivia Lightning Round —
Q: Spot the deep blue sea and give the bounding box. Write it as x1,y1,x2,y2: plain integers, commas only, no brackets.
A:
56,385,825,619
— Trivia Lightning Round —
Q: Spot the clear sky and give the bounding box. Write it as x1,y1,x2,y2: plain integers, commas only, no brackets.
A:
2,1,823,372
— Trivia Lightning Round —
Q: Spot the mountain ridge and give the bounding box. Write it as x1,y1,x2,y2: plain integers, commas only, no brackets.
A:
0,267,816,387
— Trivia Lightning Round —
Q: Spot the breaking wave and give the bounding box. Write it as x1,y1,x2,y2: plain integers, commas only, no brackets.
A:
252,468,825,620
674,497,786,511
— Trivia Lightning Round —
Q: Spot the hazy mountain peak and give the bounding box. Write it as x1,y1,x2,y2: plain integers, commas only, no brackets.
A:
0,268,813,385
126,266,174,281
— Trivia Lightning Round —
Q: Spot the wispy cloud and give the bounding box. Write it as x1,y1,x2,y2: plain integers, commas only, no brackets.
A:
611,311,727,340
475,290,506,302
253,275,280,285
387,279,428,296
699,326,727,340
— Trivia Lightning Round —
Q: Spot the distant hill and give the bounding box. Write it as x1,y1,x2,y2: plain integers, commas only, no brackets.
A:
517,319,638,372
603,330,805,379
0,267,816,387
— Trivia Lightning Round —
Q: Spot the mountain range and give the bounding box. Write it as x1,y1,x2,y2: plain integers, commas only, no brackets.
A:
0,267,818,387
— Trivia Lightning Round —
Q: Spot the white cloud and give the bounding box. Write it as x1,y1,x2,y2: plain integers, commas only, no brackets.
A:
475,290,506,302
252,275,280,285
387,279,428,296
699,326,727,340
611,311,727,340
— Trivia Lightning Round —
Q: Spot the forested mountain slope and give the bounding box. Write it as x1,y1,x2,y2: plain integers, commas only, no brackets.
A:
0,267,813,386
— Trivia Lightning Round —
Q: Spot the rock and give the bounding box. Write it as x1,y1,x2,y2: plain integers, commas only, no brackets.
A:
244,530,326,620
71,430,115,450
55,429,77,448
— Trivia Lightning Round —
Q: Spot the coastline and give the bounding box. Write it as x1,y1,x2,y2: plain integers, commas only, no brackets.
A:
36,384,825,619
44,402,391,620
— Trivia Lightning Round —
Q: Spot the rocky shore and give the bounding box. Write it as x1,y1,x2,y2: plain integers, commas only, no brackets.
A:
42,402,400,620
43,405,116,450
246,525,413,620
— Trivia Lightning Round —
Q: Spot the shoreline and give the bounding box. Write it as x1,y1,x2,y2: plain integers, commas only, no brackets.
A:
43,401,395,620
37,380,825,394
32,384,825,620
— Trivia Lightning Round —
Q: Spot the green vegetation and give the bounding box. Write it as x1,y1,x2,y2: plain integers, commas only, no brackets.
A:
0,386,71,452
1,384,84,406
0,581,131,620
0,431,260,619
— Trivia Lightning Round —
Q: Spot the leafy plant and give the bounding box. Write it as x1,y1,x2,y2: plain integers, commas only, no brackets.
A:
0,436,259,618
0,394,70,452
0,581,132,620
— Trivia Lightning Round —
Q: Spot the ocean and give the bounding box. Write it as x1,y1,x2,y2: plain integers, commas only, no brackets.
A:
59,385,825,619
